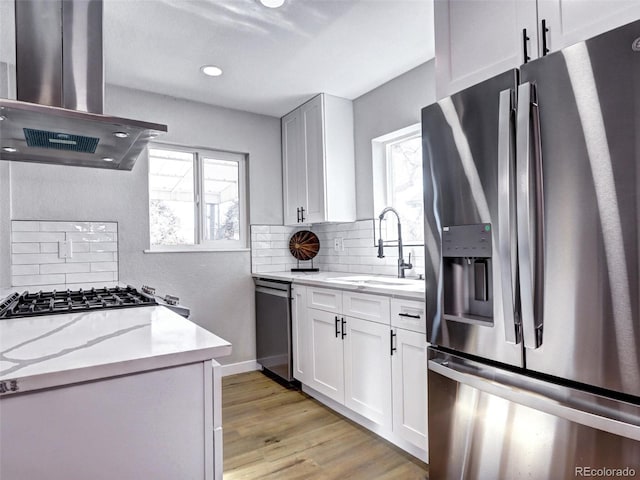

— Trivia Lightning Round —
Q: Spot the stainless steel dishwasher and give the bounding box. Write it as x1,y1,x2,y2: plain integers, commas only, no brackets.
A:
254,278,293,382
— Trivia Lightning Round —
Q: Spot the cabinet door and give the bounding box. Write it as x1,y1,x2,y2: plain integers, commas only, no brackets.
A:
282,109,305,226
307,308,344,403
537,0,640,54
291,285,308,383
300,95,326,224
343,316,392,428
392,328,428,454
435,0,537,98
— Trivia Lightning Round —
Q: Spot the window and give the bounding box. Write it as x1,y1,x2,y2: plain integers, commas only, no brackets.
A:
148,145,247,250
372,124,424,245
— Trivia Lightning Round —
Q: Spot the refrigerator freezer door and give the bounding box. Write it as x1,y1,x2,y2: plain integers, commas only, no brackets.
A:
520,19,640,397
428,348,640,480
422,69,522,367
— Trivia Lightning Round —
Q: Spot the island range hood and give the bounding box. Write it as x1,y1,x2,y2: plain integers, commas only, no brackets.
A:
0,0,167,170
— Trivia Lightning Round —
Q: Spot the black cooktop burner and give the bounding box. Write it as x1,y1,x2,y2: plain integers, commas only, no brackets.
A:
0,286,158,319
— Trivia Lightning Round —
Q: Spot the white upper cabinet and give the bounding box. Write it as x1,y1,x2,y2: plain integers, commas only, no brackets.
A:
537,0,640,53
435,0,538,98
281,93,356,226
435,0,640,99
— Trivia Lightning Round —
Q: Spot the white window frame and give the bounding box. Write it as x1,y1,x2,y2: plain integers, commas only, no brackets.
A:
147,143,248,252
371,123,424,247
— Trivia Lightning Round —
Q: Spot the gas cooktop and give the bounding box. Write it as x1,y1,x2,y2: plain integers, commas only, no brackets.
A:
0,286,158,319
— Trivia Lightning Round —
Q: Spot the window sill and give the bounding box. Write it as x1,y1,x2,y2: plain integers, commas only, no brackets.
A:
144,248,250,254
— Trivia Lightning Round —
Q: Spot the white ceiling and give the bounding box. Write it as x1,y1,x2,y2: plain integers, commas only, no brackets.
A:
104,0,434,117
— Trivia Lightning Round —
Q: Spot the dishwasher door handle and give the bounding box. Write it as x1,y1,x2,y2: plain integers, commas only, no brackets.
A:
255,286,290,298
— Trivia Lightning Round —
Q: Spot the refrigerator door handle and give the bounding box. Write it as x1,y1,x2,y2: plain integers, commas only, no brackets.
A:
516,82,543,349
429,356,640,441
498,88,519,345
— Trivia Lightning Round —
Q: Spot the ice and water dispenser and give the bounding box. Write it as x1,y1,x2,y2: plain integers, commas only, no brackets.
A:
442,224,493,325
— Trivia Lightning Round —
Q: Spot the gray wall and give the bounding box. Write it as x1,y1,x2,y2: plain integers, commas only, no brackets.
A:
353,60,436,219
2,86,282,366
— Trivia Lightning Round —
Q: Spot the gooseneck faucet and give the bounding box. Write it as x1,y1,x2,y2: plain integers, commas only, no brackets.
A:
377,207,413,278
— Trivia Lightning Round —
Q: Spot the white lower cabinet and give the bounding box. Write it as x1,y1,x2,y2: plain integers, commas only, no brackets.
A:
297,285,428,461
1,361,223,480
344,316,392,428
392,327,428,454
307,307,345,403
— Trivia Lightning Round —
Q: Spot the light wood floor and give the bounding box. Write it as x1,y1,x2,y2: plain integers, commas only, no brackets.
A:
222,371,429,480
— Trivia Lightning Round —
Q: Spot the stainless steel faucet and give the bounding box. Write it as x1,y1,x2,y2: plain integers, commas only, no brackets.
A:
377,207,413,278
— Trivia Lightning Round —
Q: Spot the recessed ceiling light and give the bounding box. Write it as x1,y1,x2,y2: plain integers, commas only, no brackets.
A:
102,157,114,162
2,147,17,152
113,131,129,138
201,65,223,77
260,0,285,8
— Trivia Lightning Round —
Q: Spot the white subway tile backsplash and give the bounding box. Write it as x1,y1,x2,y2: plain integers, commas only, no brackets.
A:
269,226,289,234
39,243,59,253
12,221,40,232
249,221,422,277
11,220,118,288
13,274,66,286
39,222,85,232
343,238,373,248
12,243,40,254
40,263,91,274
12,265,40,275
90,242,117,252
66,272,116,284
254,264,285,273
12,231,65,243
66,232,116,243
12,253,64,265
73,242,91,253
90,262,118,272
252,257,273,265
67,252,116,263
253,249,274,258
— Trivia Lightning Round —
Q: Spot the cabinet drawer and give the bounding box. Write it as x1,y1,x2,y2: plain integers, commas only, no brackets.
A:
307,287,342,313
343,292,390,325
391,298,426,333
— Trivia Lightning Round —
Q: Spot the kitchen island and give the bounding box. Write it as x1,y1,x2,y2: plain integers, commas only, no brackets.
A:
0,304,231,480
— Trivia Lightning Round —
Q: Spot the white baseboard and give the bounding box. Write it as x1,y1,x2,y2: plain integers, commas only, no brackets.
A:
220,360,260,377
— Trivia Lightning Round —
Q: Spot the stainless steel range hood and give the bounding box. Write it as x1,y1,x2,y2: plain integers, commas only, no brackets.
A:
0,0,167,170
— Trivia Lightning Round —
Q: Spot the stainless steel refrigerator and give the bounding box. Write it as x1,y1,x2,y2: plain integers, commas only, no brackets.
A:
423,20,640,479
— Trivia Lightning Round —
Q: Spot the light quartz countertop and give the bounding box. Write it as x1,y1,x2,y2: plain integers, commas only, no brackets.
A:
252,271,426,301
0,305,232,396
